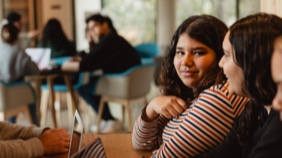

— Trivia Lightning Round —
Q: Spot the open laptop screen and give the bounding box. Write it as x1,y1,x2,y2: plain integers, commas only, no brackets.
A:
68,110,84,158
25,48,51,70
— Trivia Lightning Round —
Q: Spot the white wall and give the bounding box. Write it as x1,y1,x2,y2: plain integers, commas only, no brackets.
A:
41,0,73,40
74,0,101,51
261,0,282,17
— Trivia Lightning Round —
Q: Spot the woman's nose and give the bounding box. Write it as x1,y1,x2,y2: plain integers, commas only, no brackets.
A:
273,94,282,111
182,54,193,67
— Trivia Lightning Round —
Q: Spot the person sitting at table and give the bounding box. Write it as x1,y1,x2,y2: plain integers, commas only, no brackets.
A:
132,15,249,157
38,18,77,59
62,13,141,133
0,121,70,157
0,11,38,48
0,23,39,125
195,13,282,158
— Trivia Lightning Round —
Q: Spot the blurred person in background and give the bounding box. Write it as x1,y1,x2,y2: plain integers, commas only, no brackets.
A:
62,13,141,133
0,23,39,125
3,11,38,48
38,18,76,59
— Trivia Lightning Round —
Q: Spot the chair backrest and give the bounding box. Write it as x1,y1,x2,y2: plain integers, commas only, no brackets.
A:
94,64,155,99
134,42,159,58
0,81,36,111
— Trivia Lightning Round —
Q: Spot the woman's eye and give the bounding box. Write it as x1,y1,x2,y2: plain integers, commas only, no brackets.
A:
193,51,205,55
176,51,185,55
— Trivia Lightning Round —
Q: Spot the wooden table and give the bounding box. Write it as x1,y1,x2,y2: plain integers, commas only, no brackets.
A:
48,132,152,158
82,132,152,158
26,72,78,128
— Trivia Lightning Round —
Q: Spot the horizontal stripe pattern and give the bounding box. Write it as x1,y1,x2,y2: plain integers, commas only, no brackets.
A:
132,83,249,157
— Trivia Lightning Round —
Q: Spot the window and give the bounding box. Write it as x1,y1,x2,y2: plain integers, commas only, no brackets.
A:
177,0,260,27
102,0,157,45
101,0,260,45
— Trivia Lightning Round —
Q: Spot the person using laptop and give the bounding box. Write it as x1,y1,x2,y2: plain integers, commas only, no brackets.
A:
62,13,141,133
0,121,70,157
0,23,39,125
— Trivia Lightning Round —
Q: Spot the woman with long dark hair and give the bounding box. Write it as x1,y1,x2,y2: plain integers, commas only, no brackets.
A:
197,13,282,158
39,18,76,59
132,15,249,157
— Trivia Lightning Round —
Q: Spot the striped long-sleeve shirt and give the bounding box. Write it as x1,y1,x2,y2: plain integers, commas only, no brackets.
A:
132,83,249,157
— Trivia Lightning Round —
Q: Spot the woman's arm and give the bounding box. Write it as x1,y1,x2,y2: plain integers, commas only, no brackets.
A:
151,88,248,157
131,113,165,151
132,96,187,151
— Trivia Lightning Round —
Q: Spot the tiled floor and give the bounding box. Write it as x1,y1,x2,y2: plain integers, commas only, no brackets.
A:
17,82,161,133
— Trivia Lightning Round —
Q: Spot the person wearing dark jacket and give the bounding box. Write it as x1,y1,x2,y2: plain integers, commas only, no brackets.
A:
62,14,140,133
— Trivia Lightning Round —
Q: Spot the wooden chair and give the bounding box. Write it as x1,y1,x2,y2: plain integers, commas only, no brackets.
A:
94,64,155,132
0,81,36,124
39,56,90,129
40,72,91,128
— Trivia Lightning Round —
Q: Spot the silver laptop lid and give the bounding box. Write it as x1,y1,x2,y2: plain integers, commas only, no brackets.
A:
68,110,84,158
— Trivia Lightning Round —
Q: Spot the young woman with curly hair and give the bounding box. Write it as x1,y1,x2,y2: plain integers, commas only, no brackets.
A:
132,15,249,157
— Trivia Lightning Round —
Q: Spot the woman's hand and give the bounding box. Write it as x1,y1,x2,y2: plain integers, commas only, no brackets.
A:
61,58,80,72
144,96,188,121
69,56,82,62
39,128,70,155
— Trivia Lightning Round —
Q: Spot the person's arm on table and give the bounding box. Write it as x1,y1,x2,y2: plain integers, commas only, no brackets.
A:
0,122,70,158
61,57,81,72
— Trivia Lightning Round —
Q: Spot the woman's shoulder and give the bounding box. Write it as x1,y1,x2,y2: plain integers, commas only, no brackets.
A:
204,82,230,95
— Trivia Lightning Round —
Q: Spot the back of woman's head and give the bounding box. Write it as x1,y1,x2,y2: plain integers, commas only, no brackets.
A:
41,18,68,47
230,13,282,105
6,12,21,23
1,23,19,44
229,13,282,143
159,15,228,100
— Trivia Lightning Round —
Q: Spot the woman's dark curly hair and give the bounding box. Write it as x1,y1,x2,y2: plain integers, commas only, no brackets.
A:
229,13,282,143
158,15,228,101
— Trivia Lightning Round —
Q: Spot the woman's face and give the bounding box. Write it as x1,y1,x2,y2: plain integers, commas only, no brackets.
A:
174,33,216,89
87,20,108,43
219,31,245,95
271,36,282,121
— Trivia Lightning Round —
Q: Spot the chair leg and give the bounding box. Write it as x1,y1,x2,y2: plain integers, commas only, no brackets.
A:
122,106,125,126
55,93,61,128
78,93,90,117
24,105,33,124
67,92,74,129
47,77,57,128
40,90,49,127
124,100,133,131
0,112,4,121
96,96,106,133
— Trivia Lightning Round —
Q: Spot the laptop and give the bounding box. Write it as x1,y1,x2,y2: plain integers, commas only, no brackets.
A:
25,48,51,70
68,110,106,158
